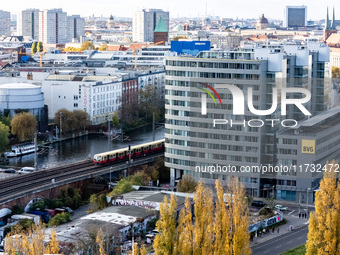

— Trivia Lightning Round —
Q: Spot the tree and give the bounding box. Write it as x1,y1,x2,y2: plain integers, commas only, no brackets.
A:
54,108,74,134
175,196,193,255
99,44,108,51
193,182,214,255
177,175,197,193
73,110,90,131
226,177,251,255
111,112,120,128
213,180,231,255
37,42,43,52
32,42,37,54
11,112,37,141
0,121,9,151
81,41,95,51
306,160,340,255
154,194,177,255
332,66,340,78
48,229,60,254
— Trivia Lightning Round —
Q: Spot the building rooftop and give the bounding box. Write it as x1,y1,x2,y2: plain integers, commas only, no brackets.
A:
0,83,39,89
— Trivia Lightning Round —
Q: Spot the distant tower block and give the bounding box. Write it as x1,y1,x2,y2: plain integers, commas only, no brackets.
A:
183,24,190,31
153,17,168,45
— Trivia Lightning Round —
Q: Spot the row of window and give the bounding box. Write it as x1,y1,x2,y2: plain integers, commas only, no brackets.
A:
166,70,260,80
166,60,260,70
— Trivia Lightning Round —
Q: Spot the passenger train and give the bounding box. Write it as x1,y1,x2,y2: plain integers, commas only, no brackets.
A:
93,139,165,164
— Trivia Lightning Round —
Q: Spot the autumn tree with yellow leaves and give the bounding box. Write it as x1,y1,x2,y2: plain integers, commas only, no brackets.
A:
306,160,340,255
154,194,178,255
4,224,59,255
153,178,251,255
10,112,37,141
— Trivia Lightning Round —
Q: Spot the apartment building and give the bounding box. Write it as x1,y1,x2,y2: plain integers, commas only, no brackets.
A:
165,40,330,197
133,9,169,43
17,9,40,40
39,9,68,44
67,15,85,42
0,10,10,36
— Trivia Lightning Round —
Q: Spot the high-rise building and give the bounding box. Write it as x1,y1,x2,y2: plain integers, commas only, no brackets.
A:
165,40,330,198
0,10,10,36
283,6,307,28
39,9,67,44
67,15,85,42
133,9,169,43
17,9,40,40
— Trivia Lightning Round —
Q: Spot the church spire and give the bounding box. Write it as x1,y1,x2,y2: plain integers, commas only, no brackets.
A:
325,7,330,30
331,7,336,30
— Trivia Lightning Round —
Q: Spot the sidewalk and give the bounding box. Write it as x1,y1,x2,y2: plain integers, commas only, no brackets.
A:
251,214,309,246
254,197,315,209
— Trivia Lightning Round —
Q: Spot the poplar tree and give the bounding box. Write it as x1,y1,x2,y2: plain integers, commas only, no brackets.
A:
193,182,214,255
154,195,177,255
226,177,251,255
214,180,231,255
96,228,105,255
49,229,60,254
175,196,193,255
306,160,340,254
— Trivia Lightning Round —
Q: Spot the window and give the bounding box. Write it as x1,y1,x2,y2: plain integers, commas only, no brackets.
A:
74,103,78,108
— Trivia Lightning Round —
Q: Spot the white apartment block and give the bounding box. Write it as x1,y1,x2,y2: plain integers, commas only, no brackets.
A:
0,10,10,36
133,9,169,43
67,15,85,42
17,9,40,40
39,9,68,44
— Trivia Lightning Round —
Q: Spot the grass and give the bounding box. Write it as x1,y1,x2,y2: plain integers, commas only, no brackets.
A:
280,244,306,255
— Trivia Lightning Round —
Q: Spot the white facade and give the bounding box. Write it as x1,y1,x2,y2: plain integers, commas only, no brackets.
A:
67,15,85,42
133,9,169,43
0,10,10,36
0,83,44,117
39,9,68,44
17,9,40,40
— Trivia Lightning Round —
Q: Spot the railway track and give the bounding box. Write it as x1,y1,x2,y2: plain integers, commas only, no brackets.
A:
0,152,163,204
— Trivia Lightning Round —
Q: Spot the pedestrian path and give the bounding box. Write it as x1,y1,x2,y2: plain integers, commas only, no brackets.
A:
251,214,308,246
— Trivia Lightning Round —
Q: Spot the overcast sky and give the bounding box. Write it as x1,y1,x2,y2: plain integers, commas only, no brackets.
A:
2,0,339,20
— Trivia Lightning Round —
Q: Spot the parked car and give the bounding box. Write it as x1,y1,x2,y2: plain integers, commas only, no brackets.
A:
251,200,267,208
62,207,74,215
4,168,16,174
18,167,36,174
275,204,287,211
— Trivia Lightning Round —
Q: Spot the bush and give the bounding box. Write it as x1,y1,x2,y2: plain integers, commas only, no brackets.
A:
110,178,134,196
11,205,24,215
48,212,71,227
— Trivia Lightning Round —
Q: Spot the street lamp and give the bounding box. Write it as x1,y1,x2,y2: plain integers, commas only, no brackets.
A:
272,185,275,199
109,167,112,189
307,187,311,219
59,112,63,140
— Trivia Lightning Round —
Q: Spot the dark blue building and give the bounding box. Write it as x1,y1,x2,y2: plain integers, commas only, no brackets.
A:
171,41,211,56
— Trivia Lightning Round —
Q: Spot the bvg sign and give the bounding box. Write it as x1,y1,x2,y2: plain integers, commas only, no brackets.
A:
302,139,316,154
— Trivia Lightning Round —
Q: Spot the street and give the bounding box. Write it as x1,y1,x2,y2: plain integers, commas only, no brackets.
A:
251,225,308,255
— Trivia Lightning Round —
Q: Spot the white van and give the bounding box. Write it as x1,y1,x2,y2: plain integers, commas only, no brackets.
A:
18,167,36,174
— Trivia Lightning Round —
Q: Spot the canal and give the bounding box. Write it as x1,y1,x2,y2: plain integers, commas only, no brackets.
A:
5,126,165,170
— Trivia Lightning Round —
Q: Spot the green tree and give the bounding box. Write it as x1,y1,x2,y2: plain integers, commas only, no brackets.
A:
111,112,120,128
98,44,107,51
177,175,197,193
37,41,43,52
0,110,11,126
54,108,75,134
11,112,37,141
32,42,37,53
306,160,340,255
73,110,90,131
0,121,9,151
80,41,95,51
154,195,177,255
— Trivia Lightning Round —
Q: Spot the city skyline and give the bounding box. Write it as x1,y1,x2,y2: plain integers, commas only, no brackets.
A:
2,0,340,20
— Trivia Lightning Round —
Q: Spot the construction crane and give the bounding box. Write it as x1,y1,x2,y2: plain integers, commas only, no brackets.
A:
18,50,45,67
133,41,165,69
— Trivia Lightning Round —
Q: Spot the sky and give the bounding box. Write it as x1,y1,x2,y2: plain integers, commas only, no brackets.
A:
2,0,339,20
